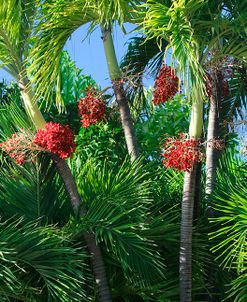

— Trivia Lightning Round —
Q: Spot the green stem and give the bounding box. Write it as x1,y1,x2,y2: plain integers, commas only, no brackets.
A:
189,94,203,139
100,26,121,81
18,76,46,129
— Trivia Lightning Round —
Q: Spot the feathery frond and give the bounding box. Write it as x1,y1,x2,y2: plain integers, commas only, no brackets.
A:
0,156,73,225
29,0,92,107
29,0,144,109
73,158,166,287
209,152,247,302
0,217,89,301
0,86,33,138
120,36,165,120
0,0,37,77
141,0,207,96
82,0,142,29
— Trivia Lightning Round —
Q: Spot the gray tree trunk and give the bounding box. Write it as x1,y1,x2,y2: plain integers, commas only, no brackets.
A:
112,80,139,161
180,167,197,302
205,72,222,199
84,232,112,302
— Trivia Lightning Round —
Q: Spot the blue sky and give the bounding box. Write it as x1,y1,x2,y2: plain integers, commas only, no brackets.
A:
0,23,153,89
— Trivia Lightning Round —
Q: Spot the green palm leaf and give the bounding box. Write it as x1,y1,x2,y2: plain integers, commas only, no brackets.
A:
0,157,73,225
120,36,165,120
0,88,33,138
29,0,93,108
0,0,37,77
209,152,247,302
0,217,89,301
73,158,166,287
141,0,206,95
29,0,144,109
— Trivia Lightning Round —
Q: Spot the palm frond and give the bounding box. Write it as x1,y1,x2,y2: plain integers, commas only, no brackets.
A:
28,0,93,108
0,217,89,301
223,63,247,120
0,85,33,139
83,0,142,29
120,35,165,120
0,156,73,225
120,36,163,76
73,158,166,287
141,0,207,96
226,273,247,302
29,0,145,109
0,0,37,77
209,152,247,301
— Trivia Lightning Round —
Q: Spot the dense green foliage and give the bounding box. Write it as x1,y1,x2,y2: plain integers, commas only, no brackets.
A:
0,0,246,301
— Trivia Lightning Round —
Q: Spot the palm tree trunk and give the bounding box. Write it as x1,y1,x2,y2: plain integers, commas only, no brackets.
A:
180,91,203,302
19,76,112,302
205,71,222,198
84,232,112,302
101,26,139,161
193,162,201,224
180,167,197,302
50,154,86,215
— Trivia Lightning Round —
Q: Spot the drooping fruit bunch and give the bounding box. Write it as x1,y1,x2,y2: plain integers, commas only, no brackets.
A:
153,65,179,105
0,129,43,165
162,133,205,172
33,122,75,159
78,87,106,128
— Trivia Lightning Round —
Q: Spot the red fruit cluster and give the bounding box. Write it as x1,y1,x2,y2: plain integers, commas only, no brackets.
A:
162,133,204,172
0,131,40,165
78,87,106,128
33,122,75,159
153,65,179,105
0,133,26,164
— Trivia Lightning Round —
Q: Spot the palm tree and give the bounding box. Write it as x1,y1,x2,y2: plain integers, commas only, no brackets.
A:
0,2,111,300
0,0,45,128
29,0,142,161
0,83,169,301
141,1,206,301
121,0,247,197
